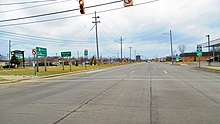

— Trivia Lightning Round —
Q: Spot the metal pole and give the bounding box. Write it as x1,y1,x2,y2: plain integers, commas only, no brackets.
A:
34,54,37,77
213,46,215,62
36,54,39,72
63,59,64,70
121,37,123,63
129,47,132,62
170,30,174,65
207,35,211,65
44,57,47,71
8,40,11,68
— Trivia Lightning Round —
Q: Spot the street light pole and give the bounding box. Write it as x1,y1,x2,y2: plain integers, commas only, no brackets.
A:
169,30,174,65
206,35,211,66
120,37,123,63
129,47,132,61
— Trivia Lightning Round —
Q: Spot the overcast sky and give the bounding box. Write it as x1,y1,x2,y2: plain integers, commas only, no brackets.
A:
0,0,219,59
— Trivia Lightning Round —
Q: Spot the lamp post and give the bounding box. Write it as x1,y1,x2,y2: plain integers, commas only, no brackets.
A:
129,47,132,61
206,35,211,66
169,30,174,65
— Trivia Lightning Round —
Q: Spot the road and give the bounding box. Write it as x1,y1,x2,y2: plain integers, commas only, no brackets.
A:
0,62,220,124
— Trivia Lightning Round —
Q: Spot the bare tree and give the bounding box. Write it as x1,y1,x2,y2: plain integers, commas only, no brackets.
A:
178,44,186,62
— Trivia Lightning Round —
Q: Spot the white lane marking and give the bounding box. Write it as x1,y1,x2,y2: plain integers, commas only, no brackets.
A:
86,69,106,74
163,71,168,74
130,71,135,74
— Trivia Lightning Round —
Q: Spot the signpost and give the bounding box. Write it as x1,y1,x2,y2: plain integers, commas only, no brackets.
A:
36,47,47,72
84,49,88,69
197,45,202,68
32,49,37,77
61,52,71,71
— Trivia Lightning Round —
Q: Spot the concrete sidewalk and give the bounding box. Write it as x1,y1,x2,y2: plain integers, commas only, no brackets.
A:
165,61,220,73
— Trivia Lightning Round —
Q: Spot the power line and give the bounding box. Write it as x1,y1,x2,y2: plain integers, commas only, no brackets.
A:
0,32,94,45
0,0,123,23
0,0,159,27
0,0,71,14
0,0,60,6
99,42,117,54
0,30,91,43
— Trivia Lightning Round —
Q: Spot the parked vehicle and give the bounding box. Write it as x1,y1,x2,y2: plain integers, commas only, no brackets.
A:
2,65,15,69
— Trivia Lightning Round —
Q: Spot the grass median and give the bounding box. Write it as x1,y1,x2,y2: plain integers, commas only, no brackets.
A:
0,64,125,77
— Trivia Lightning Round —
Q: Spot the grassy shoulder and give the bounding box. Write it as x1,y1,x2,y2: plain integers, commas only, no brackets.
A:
0,63,127,77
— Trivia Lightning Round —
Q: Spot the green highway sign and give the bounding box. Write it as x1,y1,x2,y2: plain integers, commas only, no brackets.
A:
197,45,202,57
61,52,71,57
36,47,47,57
84,49,88,59
197,51,202,56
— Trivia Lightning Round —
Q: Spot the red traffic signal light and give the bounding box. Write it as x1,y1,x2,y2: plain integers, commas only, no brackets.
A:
79,0,85,14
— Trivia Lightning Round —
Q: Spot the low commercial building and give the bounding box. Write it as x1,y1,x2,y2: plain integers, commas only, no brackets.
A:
180,52,220,62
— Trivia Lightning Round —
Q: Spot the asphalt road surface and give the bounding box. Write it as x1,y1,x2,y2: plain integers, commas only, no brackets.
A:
0,63,220,124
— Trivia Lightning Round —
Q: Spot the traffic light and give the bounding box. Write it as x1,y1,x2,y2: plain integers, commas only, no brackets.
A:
124,0,134,7
79,0,85,14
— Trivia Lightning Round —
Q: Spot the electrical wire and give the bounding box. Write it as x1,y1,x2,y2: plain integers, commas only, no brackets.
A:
0,0,71,14
0,30,91,43
0,0,159,27
99,42,117,54
0,0,123,23
0,0,60,6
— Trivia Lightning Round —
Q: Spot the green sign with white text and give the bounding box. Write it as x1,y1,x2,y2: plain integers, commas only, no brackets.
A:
197,51,202,57
61,52,71,57
36,47,47,57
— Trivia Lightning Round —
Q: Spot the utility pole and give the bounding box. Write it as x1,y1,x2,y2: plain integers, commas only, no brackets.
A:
129,47,132,60
170,30,174,65
8,40,11,68
206,35,211,65
120,37,123,63
92,11,100,66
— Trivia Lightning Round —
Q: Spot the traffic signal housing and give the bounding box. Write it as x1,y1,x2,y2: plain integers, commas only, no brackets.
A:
79,0,85,14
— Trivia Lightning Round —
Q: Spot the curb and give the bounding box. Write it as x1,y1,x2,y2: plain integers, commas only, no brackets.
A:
0,64,129,84
194,67,220,73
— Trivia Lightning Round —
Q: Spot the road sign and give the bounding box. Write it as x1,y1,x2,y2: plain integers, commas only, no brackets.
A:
32,49,36,55
84,49,88,59
197,45,202,52
124,0,133,7
197,45,202,56
36,47,47,56
197,51,202,56
61,52,71,57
